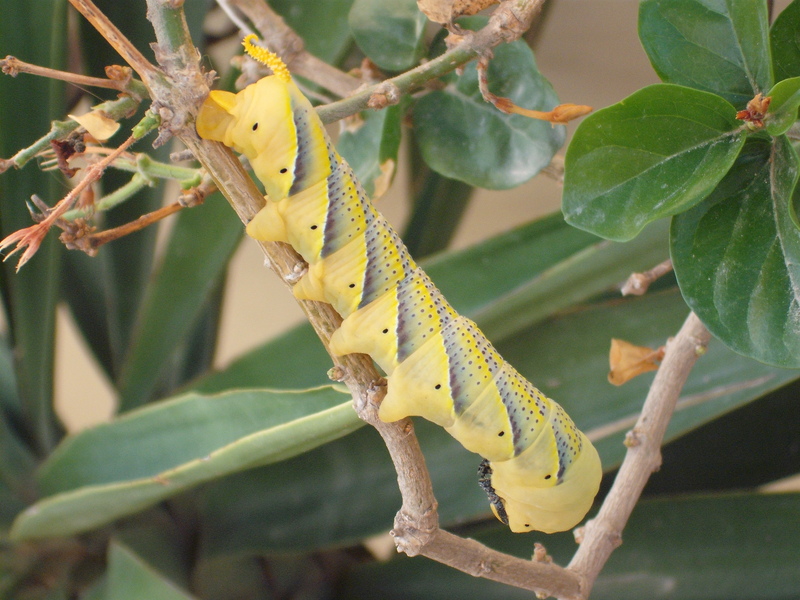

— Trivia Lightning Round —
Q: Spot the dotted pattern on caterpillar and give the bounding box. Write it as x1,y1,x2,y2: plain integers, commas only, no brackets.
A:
196,36,602,534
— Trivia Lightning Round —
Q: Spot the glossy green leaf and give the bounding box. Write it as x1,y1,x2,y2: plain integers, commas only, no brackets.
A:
197,289,797,554
413,35,563,190
10,387,358,539
338,101,405,196
106,541,197,600
771,0,800,81
339,492,800,600
563,84,746,241
766,76,800,135
671,137,800,367
271,0,354,64
349,0,426,71
117,195,243,410
639,0,773,106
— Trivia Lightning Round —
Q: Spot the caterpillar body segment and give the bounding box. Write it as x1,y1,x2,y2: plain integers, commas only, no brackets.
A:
196,42,602,534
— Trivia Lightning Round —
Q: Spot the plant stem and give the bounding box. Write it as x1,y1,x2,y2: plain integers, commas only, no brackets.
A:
565,311,711,599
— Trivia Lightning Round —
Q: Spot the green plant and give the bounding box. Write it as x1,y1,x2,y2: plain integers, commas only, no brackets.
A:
0,0,798,599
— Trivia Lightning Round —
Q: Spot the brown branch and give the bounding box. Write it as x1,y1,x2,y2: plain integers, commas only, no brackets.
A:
621,259,674,296
565,312,711,598
68,0,162,85
0,136,137,269
62,201,186,254
1,56,125,91
227,0,361,98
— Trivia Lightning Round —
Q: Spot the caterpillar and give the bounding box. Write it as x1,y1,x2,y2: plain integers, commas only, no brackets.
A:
196,35,601,534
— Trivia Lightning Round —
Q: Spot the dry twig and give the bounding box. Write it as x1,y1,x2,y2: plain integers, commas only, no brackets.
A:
621,259,674,296
565,312,711,598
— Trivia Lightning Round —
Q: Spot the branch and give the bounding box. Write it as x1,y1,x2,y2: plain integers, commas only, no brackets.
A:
223,0,549,124
621,259,674,296
227,0,362,98
318,0,548,123
565,311,711,598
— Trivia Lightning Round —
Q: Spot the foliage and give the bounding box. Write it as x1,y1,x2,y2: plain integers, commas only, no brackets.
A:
0,0,798,599
563,0,800,369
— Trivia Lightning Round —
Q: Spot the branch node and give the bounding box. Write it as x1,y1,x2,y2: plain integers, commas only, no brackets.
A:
532,542,552,563
284,261,307,284
327,365,346,382
623,429,641,448
367,80,401,110
391,508,439,557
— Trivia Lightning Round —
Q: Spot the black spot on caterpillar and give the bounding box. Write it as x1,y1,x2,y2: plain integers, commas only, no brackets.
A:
196,36,602,534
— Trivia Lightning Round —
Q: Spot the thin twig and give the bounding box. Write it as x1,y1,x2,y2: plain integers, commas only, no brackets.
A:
621,259,674,296
565,312,711,598
317,0,550,123
63,200,185,253
0,136,137,269
227,0,361,98
1,56,125,90
68,0,162,85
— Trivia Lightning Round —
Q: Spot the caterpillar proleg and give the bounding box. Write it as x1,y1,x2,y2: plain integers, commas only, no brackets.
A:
196,35,601,533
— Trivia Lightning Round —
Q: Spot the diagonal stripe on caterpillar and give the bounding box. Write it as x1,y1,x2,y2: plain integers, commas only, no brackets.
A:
196,35,601,534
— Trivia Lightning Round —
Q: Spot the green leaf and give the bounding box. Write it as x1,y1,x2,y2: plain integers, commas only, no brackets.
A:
671,137,800,367
60,252,118,380
10,387,359,539
349,0,426,71
771,0,800,81
639,0,773,107
401,170,473,258
190,324,332,393
271,0,355,64
0,0,69,455
563,84,746,241
193,556,273,600
339,492,800,600
106,541,197,600
413,34,563,190
766,76,800,136
338,101,405,196
117,195,243,410
0,335,19,415
0,410,38,503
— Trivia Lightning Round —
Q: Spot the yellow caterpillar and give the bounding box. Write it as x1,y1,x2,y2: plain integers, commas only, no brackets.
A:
196,35,601,533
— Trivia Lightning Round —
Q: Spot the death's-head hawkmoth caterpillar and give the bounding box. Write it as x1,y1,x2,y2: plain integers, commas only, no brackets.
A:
196,35,602,534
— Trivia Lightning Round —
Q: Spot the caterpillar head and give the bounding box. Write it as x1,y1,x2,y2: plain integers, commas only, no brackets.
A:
486,432,601,533
196,36,300,201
